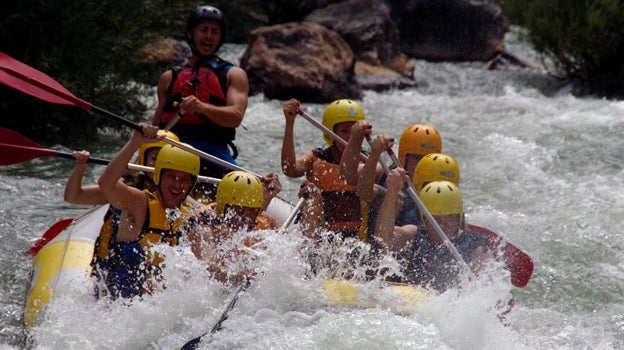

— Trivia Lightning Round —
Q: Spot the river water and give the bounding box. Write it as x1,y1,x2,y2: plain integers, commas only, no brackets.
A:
2,31,624,349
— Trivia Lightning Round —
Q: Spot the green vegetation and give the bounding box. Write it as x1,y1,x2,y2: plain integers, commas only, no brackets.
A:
4,0,621,143
0,0,263,144
498,0,624,98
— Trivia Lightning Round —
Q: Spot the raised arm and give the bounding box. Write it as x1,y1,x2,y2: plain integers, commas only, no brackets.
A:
98,124,160,212
357,134,394,203
280,98,313,177
374,168,419,251
297,181,324,240
64,150,107,205
339,120,371,186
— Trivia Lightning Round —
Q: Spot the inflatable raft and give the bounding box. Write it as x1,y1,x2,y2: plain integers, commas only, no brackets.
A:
23,197,533,329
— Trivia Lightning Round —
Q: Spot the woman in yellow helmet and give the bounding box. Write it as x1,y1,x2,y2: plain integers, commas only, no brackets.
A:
280,98,367,239
188,170,282,285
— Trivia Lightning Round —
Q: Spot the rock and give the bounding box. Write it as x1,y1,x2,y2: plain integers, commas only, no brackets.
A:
305,0,410,76
487,51,541,71
262,0,334,24
240,22,362,103
386,0,507,61
136,37,190,66
355,62,417,91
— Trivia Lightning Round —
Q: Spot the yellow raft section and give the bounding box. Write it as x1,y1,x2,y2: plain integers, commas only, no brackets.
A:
24,205,109,328
323,279,431,314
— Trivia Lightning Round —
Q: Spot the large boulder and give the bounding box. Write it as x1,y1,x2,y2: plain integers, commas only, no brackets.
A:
386,0,507,61
240,21,362,103
261,0,335,24
305,0,412,77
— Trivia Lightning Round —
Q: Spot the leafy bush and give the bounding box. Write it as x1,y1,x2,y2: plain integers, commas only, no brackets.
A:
0,0,263,144
498,0,624,98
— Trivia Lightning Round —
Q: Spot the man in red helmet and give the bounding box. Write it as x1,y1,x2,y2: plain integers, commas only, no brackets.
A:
151,5,249,188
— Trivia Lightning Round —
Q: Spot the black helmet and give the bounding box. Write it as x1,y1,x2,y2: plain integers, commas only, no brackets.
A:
186,6,226,53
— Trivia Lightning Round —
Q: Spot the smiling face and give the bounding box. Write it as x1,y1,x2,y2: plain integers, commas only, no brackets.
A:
189,21,222,57
157,169,194,208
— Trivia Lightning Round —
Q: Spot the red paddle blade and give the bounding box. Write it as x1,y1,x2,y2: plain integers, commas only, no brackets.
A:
0,143,58,165
468,224,534,288
0,127,44,148
0,52,92,110
25,218,74,256
0,128,58,165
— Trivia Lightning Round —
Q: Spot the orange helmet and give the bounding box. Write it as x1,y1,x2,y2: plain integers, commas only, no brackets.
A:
398,124,442,166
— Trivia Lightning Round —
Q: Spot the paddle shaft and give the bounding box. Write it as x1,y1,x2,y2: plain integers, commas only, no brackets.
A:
281,197,306,230
180,278,251,350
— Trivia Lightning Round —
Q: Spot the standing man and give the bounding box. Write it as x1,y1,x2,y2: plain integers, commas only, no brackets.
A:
152,5,249,185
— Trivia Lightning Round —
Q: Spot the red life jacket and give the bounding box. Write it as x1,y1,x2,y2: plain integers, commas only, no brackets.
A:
161,57,236,144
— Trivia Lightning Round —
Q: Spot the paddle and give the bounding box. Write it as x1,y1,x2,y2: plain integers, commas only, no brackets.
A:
0,52,262,178
468,224,534,288
180,277,251,350
0,127,109,166
25,218,74,256
280,197,306,230
0,130,224,187
0,52,140,131
296,109,474,277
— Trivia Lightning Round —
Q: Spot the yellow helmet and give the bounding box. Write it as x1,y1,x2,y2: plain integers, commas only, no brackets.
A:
321,99,365,144
153,144,200,188
398,124,442,166
419,181,463,216
412,153,460,192
136,130,179,165
215,171,264,215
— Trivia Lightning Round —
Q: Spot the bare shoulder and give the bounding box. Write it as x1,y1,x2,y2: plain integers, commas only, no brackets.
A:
158,69,173,85
228,66,247,78
299,150,317,170
227,67,249,87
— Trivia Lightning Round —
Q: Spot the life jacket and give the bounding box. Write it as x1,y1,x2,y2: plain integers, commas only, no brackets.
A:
161,56,235,144
92,206,119,265
92,191,191,299
403,228,489,293
366,168,424,244
308,148,366,239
